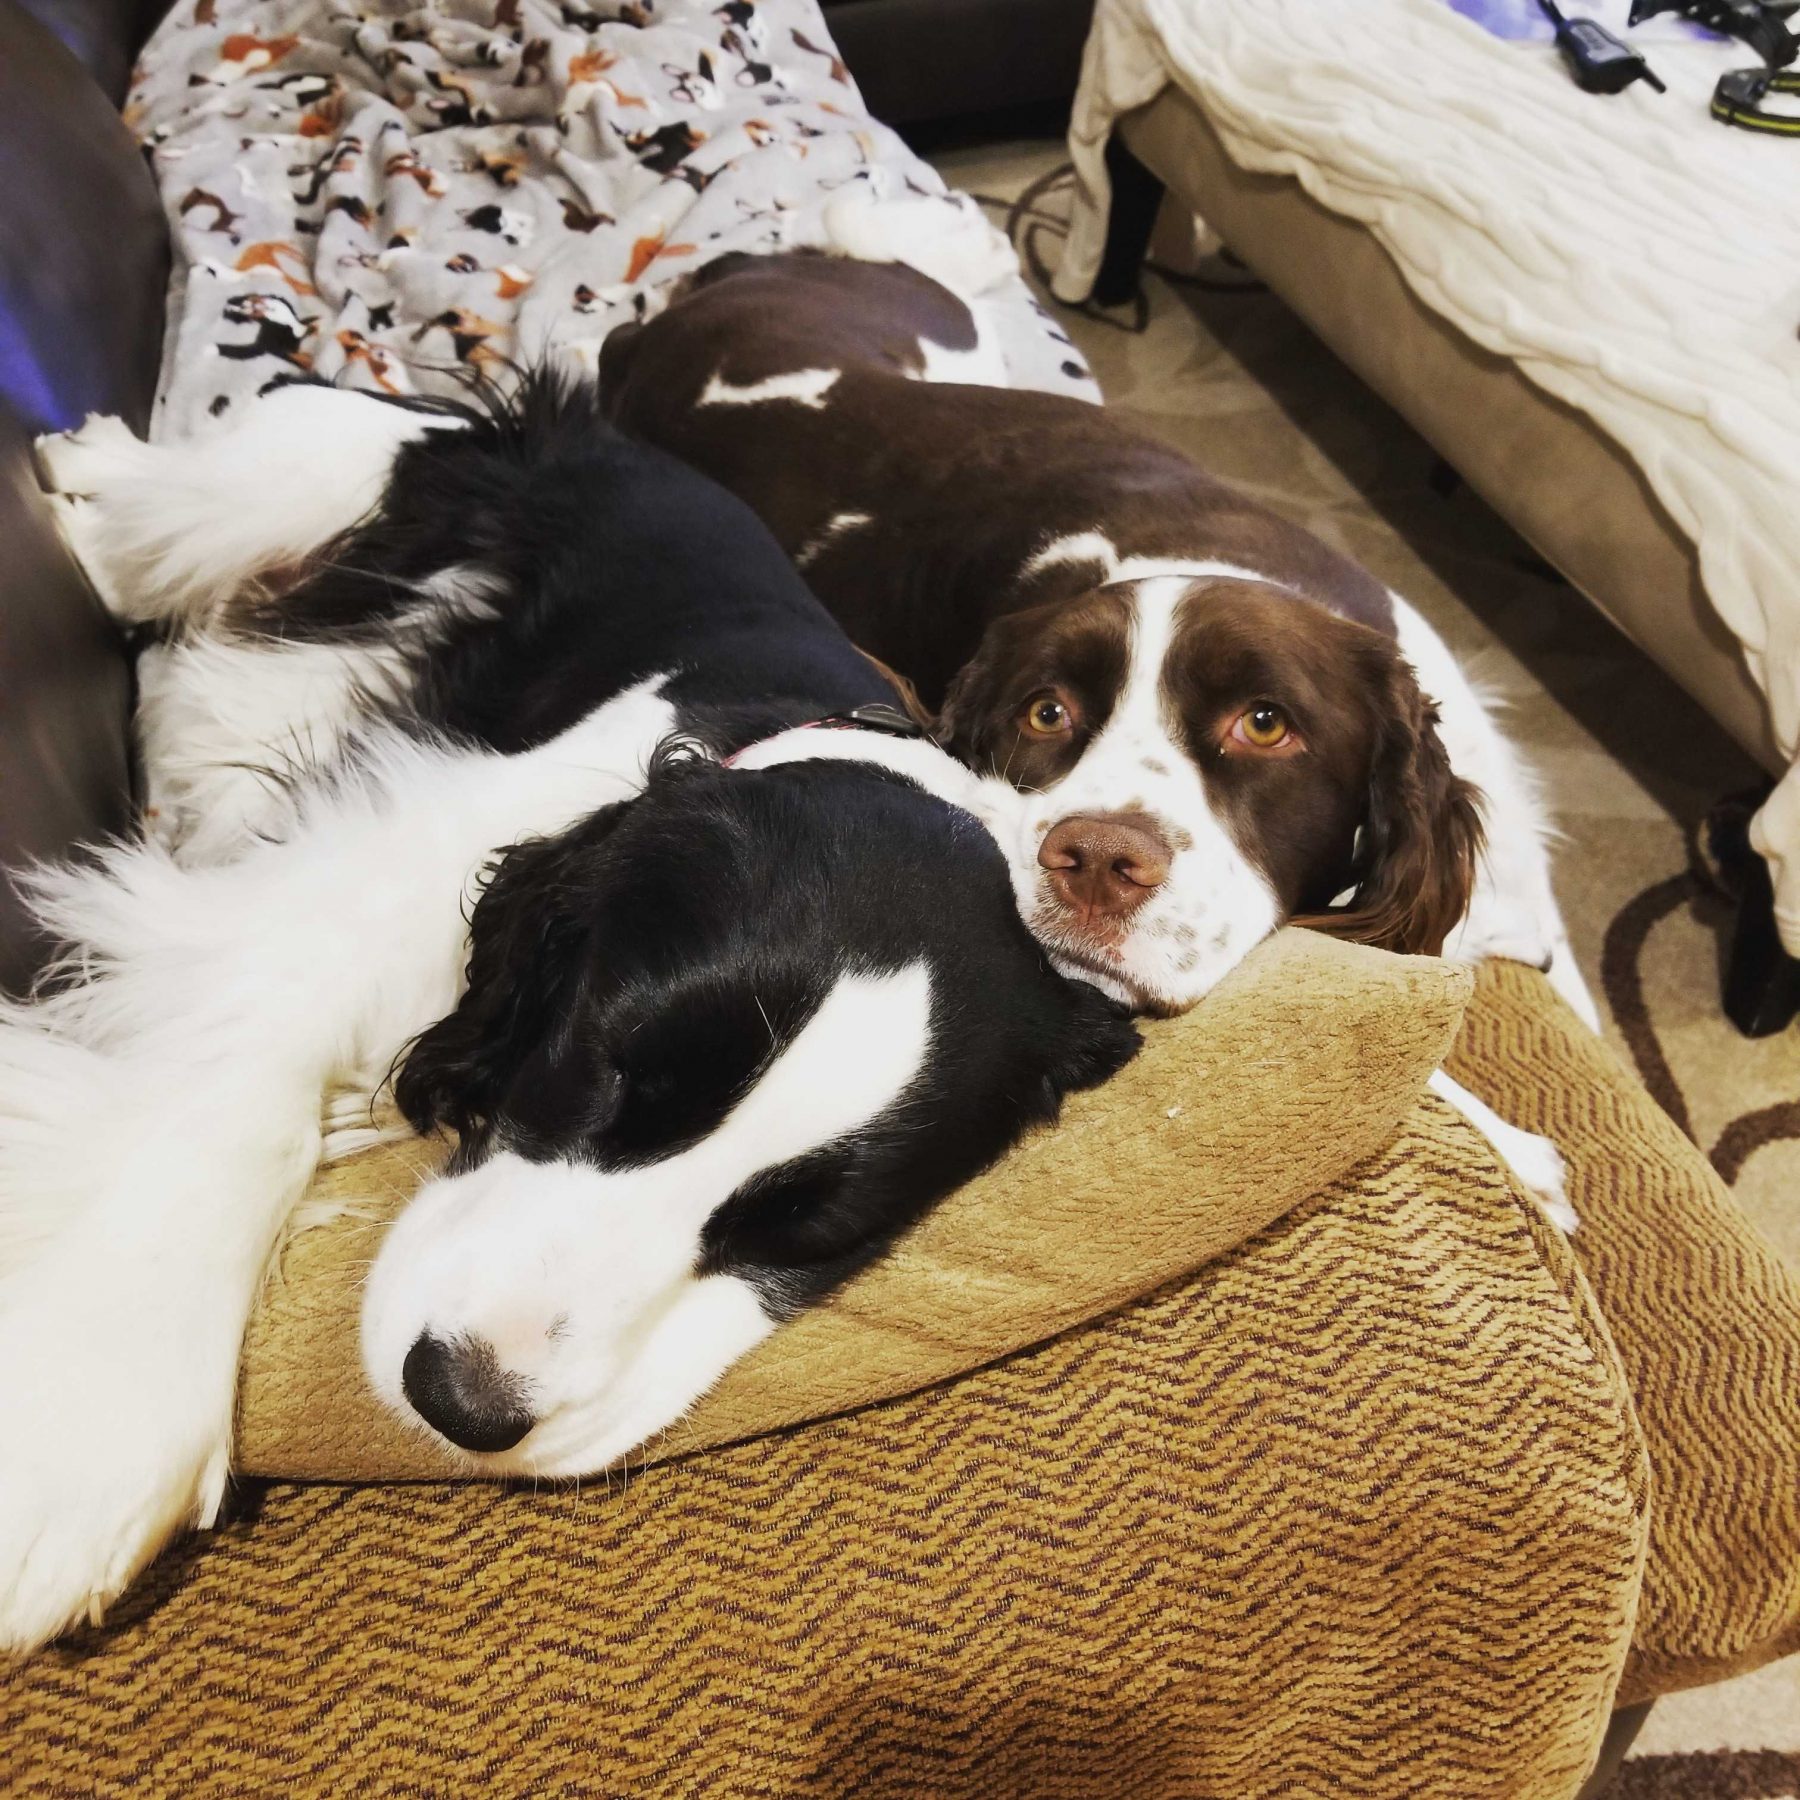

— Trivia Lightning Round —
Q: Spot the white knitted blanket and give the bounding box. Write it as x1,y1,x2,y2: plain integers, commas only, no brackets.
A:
1056,0,1800,948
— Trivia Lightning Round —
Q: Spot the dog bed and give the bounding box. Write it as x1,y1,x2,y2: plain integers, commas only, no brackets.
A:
126,0,1096,435
239,930,1468,1476
1055,0,1800,953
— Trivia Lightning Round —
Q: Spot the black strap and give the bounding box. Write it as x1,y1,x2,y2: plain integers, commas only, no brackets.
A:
812,703,931,740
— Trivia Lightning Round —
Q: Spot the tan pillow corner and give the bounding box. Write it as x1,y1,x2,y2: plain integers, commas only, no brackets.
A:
237,928,1471,1480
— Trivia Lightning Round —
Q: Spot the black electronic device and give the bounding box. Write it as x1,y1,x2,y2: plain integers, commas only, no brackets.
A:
1629,0,1800,70
1538,0,1670,90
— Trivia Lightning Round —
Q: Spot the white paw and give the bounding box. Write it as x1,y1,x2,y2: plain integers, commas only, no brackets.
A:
920,199,1019,297
43,493,126,613
34,413,142,495
0,1288,233,1655
1505,1129,1577,1235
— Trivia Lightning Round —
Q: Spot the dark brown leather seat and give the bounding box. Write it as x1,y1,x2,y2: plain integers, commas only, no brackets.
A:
822,0,1093,128
0,0,167,992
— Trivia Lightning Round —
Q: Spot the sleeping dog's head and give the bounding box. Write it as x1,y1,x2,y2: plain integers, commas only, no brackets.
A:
938,569,1483,1015
361,744,1137,1473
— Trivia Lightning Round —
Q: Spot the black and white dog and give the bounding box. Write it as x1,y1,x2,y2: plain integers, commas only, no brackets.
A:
0,375,1137,1653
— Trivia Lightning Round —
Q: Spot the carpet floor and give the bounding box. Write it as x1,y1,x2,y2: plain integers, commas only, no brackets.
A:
931,136,1800,1799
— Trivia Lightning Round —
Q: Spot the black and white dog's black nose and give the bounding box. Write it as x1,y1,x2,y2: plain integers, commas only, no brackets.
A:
401,1332,535,1453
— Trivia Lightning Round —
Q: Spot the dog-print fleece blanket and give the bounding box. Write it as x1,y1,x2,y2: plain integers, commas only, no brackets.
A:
126,0,1096,439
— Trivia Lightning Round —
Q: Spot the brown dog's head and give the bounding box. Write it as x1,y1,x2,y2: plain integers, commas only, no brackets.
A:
937,571,1482,1012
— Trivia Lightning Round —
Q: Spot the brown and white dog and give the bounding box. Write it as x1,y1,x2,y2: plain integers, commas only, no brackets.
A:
600,235,1595,1052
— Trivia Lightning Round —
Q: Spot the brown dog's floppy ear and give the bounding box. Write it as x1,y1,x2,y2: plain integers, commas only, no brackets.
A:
853,645,934,732
934,612,1040,767
1295,653,1484,958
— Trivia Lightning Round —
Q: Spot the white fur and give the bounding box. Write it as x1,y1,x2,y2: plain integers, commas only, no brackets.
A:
1022,530,1129,579
1429,1070,1576,1233
912,327,1010,391
698,368,841,410
1392,598,1599,1031
0,684,677,1653
729,725,1026,849
134,635,412,861
36,387,465,627
360,965,932,1474
134,563,510,864
821,184,1018,301
794,510,874,570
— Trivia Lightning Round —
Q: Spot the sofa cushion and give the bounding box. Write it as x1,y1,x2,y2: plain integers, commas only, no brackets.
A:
10,0,147,102
7,1101,1645,1800
0,2,159,993
0,0,166,435
0,411,133,996
237,928,1470,1477
1449,961,1800,1703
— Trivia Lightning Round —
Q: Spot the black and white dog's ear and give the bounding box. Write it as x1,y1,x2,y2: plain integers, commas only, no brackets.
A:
1045,980,1141,1101
394,801,630,1155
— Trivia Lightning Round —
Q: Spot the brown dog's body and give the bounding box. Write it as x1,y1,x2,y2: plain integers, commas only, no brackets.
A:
601,248,1588,1042
602,254,1397,704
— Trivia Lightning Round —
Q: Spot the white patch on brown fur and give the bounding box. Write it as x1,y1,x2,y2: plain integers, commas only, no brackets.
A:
795,510,873,569
697,367,840,410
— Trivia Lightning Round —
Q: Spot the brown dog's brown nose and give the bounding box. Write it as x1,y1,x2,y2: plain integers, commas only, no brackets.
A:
1039,813,1172,926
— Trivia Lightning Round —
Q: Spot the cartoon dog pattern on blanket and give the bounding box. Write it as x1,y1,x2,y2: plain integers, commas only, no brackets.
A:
129,0,1094,437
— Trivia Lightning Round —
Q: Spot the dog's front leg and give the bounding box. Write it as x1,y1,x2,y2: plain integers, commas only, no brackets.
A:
1428,1069,1576,1234
0,689,674,1654
0,1057,324,1651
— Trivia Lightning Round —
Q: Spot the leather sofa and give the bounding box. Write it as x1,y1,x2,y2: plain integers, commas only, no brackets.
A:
0,0,164,995
823,0,1092,127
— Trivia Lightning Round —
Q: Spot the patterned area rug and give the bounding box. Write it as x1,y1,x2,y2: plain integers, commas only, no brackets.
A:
929,138,1800,1800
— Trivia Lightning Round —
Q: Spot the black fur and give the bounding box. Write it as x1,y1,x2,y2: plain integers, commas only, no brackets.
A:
243,373,894,754
269,373,1138,1320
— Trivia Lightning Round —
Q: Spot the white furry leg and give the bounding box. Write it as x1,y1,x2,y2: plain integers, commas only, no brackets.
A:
40,386,488,864
0,690,674,1652
1391,597,1601,1033
1428,1069,1576,1234
0,1066,320,1653
134,635,414,862
34,385,465,628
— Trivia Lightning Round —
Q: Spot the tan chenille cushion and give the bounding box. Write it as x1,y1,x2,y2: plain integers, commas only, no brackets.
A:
11,1102,1644,1800
1449,961,1800,1703
237,928,1471,1478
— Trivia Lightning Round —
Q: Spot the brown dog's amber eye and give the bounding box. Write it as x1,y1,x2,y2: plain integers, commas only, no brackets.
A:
1023,694,1073,736
1233,704,1292,749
